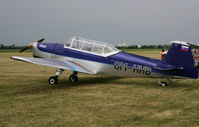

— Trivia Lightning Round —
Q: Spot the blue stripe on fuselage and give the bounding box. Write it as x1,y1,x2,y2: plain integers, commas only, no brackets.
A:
37,43,164,72
111,52,160,67
37,43,56,53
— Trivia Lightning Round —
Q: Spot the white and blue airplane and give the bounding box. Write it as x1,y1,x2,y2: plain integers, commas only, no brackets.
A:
11,36,199,86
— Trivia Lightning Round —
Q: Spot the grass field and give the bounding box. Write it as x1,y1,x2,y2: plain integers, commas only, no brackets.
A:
0,50,198,127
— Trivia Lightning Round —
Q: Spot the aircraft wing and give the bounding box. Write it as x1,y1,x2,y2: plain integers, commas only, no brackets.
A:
11,56,96,74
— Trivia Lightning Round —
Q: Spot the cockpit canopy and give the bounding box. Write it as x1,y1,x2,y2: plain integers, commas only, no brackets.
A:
65,36,120,56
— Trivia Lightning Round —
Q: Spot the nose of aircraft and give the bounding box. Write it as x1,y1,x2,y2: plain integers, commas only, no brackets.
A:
19,38,45,53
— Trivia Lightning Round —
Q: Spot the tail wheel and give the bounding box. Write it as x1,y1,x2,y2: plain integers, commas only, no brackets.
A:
159,82,167,87
69,74,78,82
48,76,58,85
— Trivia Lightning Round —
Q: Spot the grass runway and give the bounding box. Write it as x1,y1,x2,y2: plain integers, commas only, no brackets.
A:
0,49,198,127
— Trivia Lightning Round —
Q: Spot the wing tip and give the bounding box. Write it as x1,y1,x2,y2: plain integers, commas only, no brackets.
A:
10,56,16,60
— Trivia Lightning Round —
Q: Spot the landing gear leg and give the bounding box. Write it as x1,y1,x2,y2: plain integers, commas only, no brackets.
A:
158,78,174,87
69,71,78,82
159,81,167,87
48,69,64,85
158,79,168,87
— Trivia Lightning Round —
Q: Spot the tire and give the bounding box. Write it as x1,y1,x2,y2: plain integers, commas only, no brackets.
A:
48,76,58,85
160,82,167,87
69,75,78,82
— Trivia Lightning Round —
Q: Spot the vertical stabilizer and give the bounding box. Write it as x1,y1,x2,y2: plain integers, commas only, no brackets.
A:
163,41,198,79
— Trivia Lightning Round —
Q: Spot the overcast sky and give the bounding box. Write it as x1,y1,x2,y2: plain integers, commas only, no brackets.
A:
0,0,199,45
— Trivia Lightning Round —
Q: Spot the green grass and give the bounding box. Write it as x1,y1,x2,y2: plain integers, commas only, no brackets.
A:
0,50,198,127
0,49,32,53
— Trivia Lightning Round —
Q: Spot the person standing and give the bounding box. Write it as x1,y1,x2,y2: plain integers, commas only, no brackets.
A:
160,49,167,60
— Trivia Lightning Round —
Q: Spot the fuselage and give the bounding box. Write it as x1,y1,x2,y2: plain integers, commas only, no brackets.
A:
32,42,175,78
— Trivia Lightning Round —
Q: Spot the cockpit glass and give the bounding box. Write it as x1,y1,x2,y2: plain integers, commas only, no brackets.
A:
92,45,103,54
71,39,82,49
82,43,93,52
65,39,71,47
65,36,119,55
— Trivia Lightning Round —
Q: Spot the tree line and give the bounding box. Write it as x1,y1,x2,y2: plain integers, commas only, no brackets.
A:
0,44,23,49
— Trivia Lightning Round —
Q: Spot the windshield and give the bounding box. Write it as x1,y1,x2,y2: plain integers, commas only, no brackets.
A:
65,36,120,55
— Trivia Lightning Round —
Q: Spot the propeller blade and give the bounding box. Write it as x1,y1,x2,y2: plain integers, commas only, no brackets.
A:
37,38,45,43
19,46,29,53
19,38,45,53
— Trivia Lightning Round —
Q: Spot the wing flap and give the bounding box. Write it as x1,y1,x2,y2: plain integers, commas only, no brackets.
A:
11,56,95,74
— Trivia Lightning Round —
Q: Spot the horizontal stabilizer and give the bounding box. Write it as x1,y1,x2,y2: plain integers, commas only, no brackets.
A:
154,63,182,71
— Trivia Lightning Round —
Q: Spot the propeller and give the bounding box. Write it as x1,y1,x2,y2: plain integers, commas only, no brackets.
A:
19,46,30,53
19,38,45,53
37,38,45,43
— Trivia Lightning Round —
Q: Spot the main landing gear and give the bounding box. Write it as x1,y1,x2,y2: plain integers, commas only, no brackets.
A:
48,69,63,85
49,75,59,85
48,69,79,85
69,72,78,82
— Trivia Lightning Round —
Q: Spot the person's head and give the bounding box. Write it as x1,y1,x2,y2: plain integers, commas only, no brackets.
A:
161,49,165,52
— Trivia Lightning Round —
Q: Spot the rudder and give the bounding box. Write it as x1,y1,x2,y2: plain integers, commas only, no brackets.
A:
163,41,198,79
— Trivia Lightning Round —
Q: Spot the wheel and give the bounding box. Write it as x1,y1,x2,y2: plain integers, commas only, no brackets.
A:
159,82,167,87
69,75,78,82
48,76,58,85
